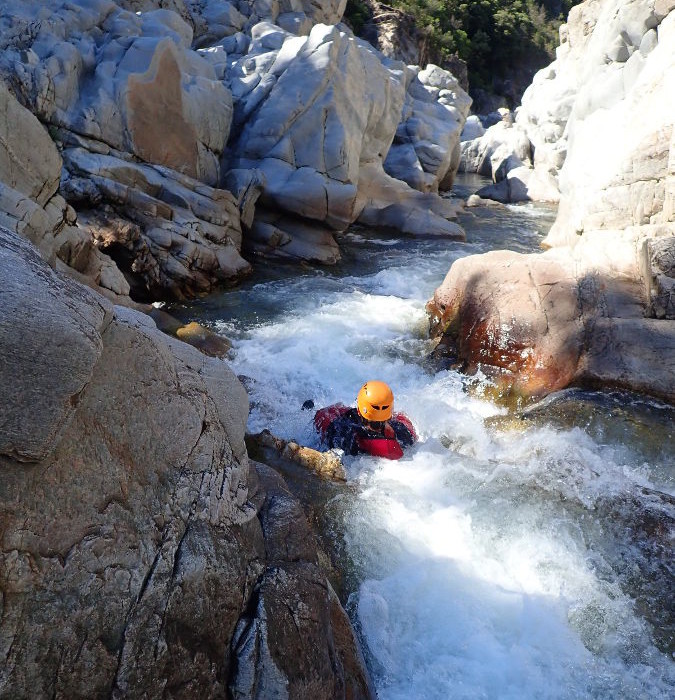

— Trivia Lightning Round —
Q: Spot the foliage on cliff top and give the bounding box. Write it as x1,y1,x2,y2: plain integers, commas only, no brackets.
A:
347,0,581,98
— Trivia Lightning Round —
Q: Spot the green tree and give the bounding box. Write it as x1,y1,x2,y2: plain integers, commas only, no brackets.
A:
345,0,582,100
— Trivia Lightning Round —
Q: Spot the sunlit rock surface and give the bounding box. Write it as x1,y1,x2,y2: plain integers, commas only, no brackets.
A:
227,22,468,257
464,0,674,210
460,115,531,179
0,226,373,698
543,0,675,247
427,246,675,402
384,64,472,193
0,0,251,299
0,80,131,302
0,0,469,285
430,0,675,403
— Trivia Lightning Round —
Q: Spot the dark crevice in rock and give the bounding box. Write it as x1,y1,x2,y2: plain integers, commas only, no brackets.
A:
137,533,167,606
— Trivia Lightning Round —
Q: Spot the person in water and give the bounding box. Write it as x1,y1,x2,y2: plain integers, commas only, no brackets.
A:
314,381,416,459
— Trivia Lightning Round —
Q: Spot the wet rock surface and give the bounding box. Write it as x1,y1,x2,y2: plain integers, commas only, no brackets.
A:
232,462,374,699
247,429,347,481
427,247,675,403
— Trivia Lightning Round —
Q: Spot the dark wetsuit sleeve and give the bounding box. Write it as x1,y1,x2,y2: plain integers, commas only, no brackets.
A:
326,415,356,454
326,409,363,455
390,419,415,447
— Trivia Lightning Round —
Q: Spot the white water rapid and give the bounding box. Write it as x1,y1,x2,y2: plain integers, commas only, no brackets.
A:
172,177,674,699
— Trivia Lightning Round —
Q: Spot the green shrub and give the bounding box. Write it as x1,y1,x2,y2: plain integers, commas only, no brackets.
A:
368,0,581,94
345,0,373,35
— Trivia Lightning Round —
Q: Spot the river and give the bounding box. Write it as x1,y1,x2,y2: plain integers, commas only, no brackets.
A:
169,174,674,699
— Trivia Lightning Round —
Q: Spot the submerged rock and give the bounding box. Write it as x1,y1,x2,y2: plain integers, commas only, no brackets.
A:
247,429,347,482
175,320,233,357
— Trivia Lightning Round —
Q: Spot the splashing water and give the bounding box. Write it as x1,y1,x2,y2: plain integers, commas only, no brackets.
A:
170,176,674,699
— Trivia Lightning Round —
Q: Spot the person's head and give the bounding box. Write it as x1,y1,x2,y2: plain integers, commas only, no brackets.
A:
357,381,394,424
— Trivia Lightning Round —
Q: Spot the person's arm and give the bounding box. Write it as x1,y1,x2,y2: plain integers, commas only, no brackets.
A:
326,415,360,455
390,419,415,447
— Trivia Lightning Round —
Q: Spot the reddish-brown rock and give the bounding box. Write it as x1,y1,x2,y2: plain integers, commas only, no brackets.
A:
428,249,675,403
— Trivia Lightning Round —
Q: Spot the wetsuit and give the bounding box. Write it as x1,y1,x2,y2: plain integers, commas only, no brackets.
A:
326,407,415,456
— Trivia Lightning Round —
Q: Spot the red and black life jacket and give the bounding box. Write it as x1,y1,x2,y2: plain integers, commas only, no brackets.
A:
314,404,417,460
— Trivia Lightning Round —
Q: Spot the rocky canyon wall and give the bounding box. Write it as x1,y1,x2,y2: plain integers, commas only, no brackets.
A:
0,226,374,699
430,0,675,403
0,0,472,696
0,0,470,301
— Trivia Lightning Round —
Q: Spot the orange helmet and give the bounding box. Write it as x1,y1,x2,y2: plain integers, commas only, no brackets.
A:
357,381,394,421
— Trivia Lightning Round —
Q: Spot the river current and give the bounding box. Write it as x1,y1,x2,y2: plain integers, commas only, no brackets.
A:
170,175,674,699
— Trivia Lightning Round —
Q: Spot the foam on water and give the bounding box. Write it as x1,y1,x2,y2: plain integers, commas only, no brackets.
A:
345,418,673,699
177,190,674,699
225,296,673,698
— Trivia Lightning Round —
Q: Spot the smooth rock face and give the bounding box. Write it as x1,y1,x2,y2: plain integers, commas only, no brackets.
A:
0,231,112,462
0,227,373,699
1,1,470,280
0,82,60,206
427,247,675,402
476,165,560,204
0,1,249,299
428,250,584,400
545,3,675,247
460,118,532,183
384,64,472,192
2,2,231,184
460,115,485,142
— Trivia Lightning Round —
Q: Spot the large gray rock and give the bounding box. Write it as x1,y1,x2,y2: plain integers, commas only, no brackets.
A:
545,2,675,247
0,79,131,301
2,2,469,276
61,143,251,299
477,165,560,204
0,81,60,206
1,1,231,185
459,117,531,181
0,1,252,299
227,22,467,256
0,227,373,699
384,64,472,192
